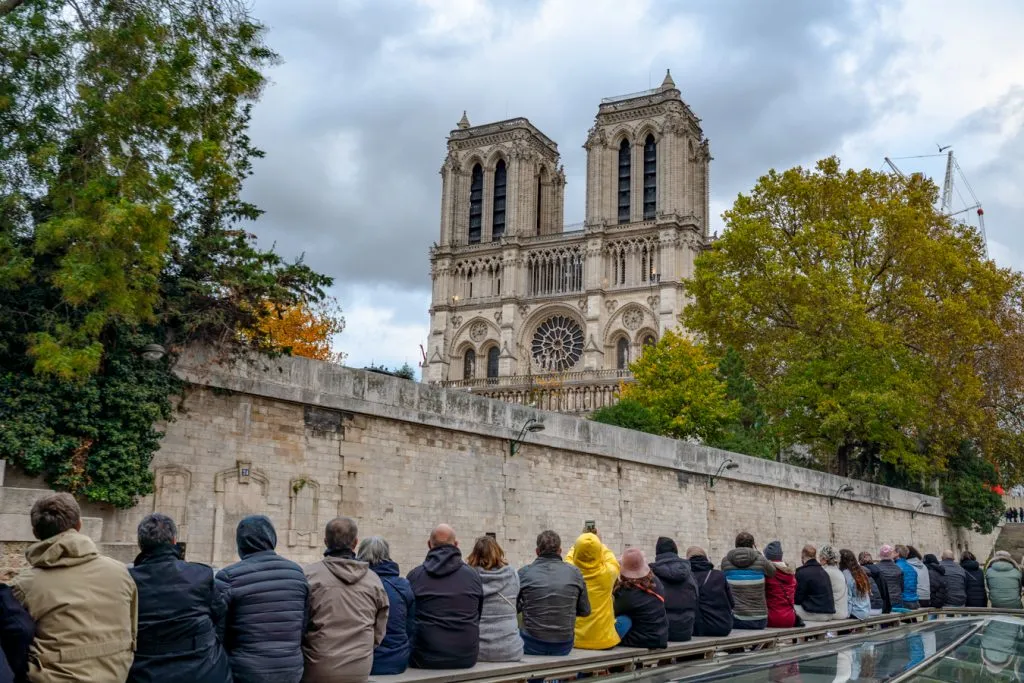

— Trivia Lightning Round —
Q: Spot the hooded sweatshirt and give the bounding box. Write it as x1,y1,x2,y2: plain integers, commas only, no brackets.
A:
764,561,798,628
215,515,309,683
907,557,930,604
407,545,483,669
303,549,389,683
649,552,698,641
985,555,1023,609
10,529,137,683
720,547,776,624
566,533,620,650
476,565,523,662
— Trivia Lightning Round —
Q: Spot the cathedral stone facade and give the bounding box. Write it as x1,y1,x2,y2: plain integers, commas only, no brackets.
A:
424,72,712,412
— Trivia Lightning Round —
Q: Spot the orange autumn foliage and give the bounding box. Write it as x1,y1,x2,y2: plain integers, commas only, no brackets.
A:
251,299,345,363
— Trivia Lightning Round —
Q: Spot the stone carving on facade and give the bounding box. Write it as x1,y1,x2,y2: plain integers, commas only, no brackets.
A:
153,465,191,529
605,299,618,313
531,315,585,372
493,311,502,324
469,320,488,342
583,125,607,151
517,303,529,317
647,295,660,308
622,307,644,331
288,477,321,548
451,315,463,328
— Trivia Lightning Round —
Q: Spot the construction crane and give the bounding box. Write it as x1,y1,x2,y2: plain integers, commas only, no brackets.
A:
883,149,988,258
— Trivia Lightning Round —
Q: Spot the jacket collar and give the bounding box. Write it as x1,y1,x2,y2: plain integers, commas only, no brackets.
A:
134,543,180,567
535,553,563,562
325,546,356,559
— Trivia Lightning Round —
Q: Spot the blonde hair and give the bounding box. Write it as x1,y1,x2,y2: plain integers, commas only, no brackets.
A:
467,535,507,570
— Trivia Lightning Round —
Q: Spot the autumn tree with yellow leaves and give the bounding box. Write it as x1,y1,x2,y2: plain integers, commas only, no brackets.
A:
250,299,346,363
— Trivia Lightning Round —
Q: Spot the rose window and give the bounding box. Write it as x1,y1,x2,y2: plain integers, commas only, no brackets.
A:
531,315,584,372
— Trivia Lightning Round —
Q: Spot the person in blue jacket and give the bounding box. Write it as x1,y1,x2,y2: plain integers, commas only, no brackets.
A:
895,545,920,609
357,536,416,675
0,584,33,683
215,515,308,683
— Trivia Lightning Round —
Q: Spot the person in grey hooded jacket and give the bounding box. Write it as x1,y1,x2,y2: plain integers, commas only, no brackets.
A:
517,530,590,656
216,515,308,683
466,536,523,662
906,546,931,607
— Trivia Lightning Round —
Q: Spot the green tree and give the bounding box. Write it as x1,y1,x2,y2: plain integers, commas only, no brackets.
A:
0,0,332,506
620,330,738,442
684,157,1024,481
941,441,1005,534
590,398,664,435
706,348,777,459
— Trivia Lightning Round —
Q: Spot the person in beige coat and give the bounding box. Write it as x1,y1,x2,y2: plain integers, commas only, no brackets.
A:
302,517,389,683
10,492,137,683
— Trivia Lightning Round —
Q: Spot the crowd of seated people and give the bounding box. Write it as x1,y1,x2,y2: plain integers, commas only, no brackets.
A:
0,493,1018,683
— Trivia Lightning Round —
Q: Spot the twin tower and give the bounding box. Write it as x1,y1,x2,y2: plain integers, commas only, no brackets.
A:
425,71,712,413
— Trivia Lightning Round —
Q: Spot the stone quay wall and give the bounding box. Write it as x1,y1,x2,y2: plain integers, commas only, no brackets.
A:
1,349,998,571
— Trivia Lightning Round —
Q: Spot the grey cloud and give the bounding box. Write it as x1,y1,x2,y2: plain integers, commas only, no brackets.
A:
242,0,906,296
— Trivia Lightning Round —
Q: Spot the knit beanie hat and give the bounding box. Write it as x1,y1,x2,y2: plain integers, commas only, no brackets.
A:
764,540,783,562
655,536,677,556
620,548,650,579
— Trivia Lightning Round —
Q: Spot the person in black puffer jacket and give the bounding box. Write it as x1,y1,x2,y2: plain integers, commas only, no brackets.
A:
129,514,231,683
613,549,668,649
686,547,733,637
649,537,697,642
407,524,483,669
215,515,308,683
961,551,988,607
922,554,947,609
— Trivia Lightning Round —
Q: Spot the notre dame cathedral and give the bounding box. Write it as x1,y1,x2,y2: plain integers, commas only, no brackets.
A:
423,71,712,412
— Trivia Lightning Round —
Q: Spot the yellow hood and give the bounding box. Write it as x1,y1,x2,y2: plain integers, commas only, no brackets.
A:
567,533,620,650
26,529,99,569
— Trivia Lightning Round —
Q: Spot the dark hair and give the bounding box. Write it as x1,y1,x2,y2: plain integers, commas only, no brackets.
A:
467,536,507,570
735,532,755,548
961,550,976,562
839,549,871,598
30,492,81,540
858,551,873,565
536,530,561,556
907,545,922,560
325,517,358,552
138,513,177,552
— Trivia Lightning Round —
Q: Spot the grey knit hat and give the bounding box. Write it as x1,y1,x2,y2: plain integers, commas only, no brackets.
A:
764,541,783,562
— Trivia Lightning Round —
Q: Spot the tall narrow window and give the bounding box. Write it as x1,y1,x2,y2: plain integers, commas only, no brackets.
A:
616,338,630,370
618,140,631,224
463,349,476,380
643,134,656,219
486,346,500,379
468,164,483,244
536,168,545,235
492,160,506,240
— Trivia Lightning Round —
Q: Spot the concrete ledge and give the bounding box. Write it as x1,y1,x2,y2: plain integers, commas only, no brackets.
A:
0,513,103,543
174,348,947,518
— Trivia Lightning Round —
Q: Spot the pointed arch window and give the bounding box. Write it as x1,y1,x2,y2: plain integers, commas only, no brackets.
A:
643,134,656,219
492,160,507,241
486,346,500,380
618,140,631,224
616,337,630,370
468,164,483,244
463,349,476,380
642,334,657,348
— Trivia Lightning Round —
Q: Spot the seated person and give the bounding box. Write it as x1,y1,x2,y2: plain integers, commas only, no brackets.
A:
794,544,836,622
612,549,668,649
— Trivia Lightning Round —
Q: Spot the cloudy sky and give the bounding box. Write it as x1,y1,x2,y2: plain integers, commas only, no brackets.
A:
244,0,1024,374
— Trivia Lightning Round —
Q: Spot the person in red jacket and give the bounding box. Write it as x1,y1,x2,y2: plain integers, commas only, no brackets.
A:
763,541,802,628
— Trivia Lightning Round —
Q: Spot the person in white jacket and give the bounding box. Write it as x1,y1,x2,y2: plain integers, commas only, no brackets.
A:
819,545,849,620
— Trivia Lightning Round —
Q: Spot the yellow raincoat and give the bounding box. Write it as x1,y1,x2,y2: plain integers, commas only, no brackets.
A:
566,533,620,649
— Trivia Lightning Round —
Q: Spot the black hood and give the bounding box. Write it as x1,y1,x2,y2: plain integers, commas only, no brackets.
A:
423,544,465,578
924,554,944,572
650,552,693,583
961,559,981,571
236,515,277,558
688,555,714,573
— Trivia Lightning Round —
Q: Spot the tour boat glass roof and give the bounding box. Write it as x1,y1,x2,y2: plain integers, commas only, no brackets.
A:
616,616,1024,682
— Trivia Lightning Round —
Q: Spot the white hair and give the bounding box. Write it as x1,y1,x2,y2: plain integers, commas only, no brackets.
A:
356,536,392,565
